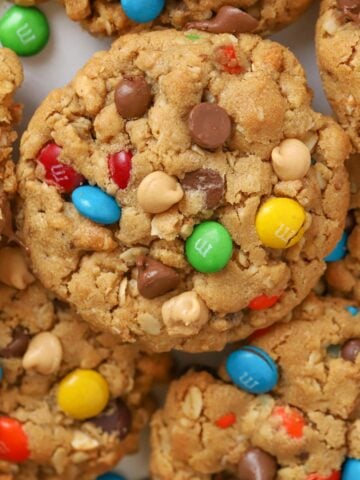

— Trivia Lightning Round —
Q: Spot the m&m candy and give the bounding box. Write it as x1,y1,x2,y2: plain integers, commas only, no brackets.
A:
307,471,340,480
324,231,348,262
57,369,110,420
248,294,281,310
97,473,126,480
0,416,30,462
121,0,165,23
272,406,305,439
346,306,359,316
108,150,132,189
226,346,278,394
185,221,233,273
342,458,360,480
37,143,85,193
0,6,49,56
72,185,121,225
255,197,306,249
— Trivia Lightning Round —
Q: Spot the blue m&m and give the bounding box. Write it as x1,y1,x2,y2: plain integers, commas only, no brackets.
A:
346,306,359,316
226,346,278,394
121,0,165,23
342,458,360,480
72,186,121,225
325,231,348,262
97,473,126,480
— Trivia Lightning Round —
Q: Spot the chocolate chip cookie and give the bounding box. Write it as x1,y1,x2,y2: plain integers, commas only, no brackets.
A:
0,281,172,479
316,0,360,152
151,295,360,480
0,48,22,242
18,30,350,352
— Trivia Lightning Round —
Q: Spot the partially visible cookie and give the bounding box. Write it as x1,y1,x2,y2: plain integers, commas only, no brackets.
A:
0,48,22,241
0,280,171,479
17,30,350,353
316,0,360,152
151,295,360,479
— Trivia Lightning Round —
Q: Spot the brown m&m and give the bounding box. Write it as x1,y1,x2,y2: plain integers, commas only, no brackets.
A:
115,76,152,119
186,6,259,34
237,448,277,480
188,103,232,150
341,338,360,362
137,255,180,299
90,399,132,439
182,169,224,209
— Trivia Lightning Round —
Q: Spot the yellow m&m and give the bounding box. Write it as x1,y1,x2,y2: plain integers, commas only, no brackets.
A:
57,369,109,420
255,197,306,249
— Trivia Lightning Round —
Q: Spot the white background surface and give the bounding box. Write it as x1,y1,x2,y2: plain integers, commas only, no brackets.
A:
0,0,335,477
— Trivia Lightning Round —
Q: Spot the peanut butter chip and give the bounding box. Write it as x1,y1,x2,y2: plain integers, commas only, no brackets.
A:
271,139,311,181
0,247,35,290
115,76,152,119
137,171,184,214
22,332,63,375
162,291,209,336
186,6,259,33
188,103,232,150
137,255,180,299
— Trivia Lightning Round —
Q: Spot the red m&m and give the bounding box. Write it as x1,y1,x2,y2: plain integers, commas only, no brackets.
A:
215,412,236,429
307,471,340,480
37,143,85,193
0,416,30,462
272,406,305,439
108,150,132,189
248,294,281,310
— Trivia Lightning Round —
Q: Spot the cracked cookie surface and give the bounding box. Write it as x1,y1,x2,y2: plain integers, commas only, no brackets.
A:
316,0,360,152
0,280,171,479
18,30,350,353
0,48,22,242
151,295,360,480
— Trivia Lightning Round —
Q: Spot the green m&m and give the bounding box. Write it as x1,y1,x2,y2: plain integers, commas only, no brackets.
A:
185,221,233,273
0,6,50,56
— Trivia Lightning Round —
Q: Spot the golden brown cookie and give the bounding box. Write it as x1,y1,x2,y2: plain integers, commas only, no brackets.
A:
0,280,171,479
17,30,350,353
316,0,360,152
151,295,360,480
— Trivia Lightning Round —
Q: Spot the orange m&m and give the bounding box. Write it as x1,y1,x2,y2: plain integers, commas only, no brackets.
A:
0,416,30,462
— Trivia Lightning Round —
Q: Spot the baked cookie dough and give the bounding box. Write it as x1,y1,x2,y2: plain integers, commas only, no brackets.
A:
151,295,360,480
14,0,313,37
0,48,22,241
316,0,360,152
18,30,350,353
325,154,360,299
0,280,171,479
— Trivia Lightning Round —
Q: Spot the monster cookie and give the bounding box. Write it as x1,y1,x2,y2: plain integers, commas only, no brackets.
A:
0,281,171,479
18,30,350,352
0,48,22,241
151,295,360,480
316,0,360,152
16,0,313,37
325,155,360,299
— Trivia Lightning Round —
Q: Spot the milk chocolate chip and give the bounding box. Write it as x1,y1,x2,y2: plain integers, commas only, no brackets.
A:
115,76,152,119
182,169,224,209
0,326,31,358
137,255,180,299
237,448,277,480
338,0,360,22
186,6,259,33
90,399,132,439
341,338,360,362
188,103,232,150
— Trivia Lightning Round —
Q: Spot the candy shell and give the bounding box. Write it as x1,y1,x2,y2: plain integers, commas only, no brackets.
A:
324,231,348,262
226,346,278,394
121,0,165,23
248,294,280,310
97,474,126,480
342,458,360,480
272,406,305,438
72,185,121,225
346,306,359,316
0,416,30,462
108,151,132,189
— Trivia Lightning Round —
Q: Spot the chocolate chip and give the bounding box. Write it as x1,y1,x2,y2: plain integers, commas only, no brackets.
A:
345,211,356,233
341,338,360,362
182,169,224,209
0,326,31,358
186,6,259,33
90,399,132,439
115,76,152,119
337,0,360,22
188,103,232,150
237,448,277,480
137,255,180,299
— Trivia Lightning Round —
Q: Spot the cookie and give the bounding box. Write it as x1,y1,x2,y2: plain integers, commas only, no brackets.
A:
151,295,360,480
325,154,360,299
316,0,360,152
0,279,172,479
17,30,350,353
0,48,22,242
14,0,314,37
